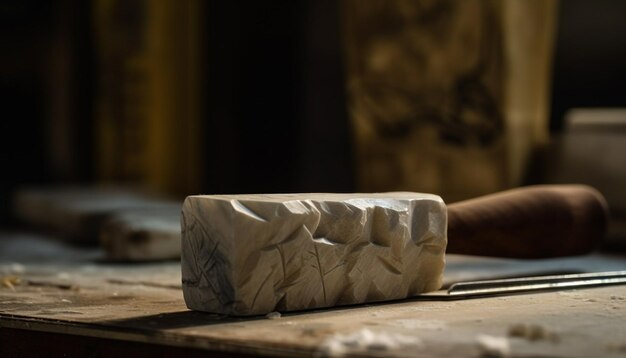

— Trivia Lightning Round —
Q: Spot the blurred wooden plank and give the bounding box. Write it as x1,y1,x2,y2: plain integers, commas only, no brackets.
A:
13,187,182,260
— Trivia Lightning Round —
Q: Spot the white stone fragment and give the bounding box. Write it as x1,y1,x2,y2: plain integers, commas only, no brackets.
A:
265,311,281,320
318,328,423,357
476,335,511,358
181,193,447,316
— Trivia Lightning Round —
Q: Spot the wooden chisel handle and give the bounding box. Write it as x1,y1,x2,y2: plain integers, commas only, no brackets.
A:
446,185,609,258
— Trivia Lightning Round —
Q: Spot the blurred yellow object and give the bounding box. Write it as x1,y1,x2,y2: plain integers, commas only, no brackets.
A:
1,276,21,291
343,0,557,202
93,0,203,196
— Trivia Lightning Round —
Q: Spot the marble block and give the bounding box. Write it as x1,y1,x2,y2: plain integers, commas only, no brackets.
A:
181,193,447,316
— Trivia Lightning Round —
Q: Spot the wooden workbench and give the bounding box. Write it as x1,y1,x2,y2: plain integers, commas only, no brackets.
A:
1,233,625,357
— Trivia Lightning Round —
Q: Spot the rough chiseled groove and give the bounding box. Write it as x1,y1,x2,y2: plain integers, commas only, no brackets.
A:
261,224,309,281
231,200,267,222
369,207,393,247
181,193,446,316
376,256,402,275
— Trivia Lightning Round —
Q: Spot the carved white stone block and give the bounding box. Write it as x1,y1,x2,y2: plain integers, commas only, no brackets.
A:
181,193,447,316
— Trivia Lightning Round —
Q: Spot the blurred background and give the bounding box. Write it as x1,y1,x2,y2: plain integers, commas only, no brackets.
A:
1,0,625,239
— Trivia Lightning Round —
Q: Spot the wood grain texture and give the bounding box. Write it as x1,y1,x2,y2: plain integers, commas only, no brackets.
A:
1,236,626,358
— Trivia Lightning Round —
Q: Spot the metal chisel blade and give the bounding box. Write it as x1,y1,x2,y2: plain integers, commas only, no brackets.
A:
417,270,626,300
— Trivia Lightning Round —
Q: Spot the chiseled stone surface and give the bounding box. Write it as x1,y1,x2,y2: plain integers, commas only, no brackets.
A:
181,193,447,316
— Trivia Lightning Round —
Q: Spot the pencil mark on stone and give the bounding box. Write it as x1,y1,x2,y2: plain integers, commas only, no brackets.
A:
325,261,347,276
311,245,327,305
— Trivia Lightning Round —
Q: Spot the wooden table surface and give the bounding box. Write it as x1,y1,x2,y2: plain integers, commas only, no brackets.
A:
1,233,626,357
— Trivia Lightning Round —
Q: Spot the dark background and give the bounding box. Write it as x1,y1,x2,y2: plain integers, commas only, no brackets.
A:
549,0,626,131
1,0,625,224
